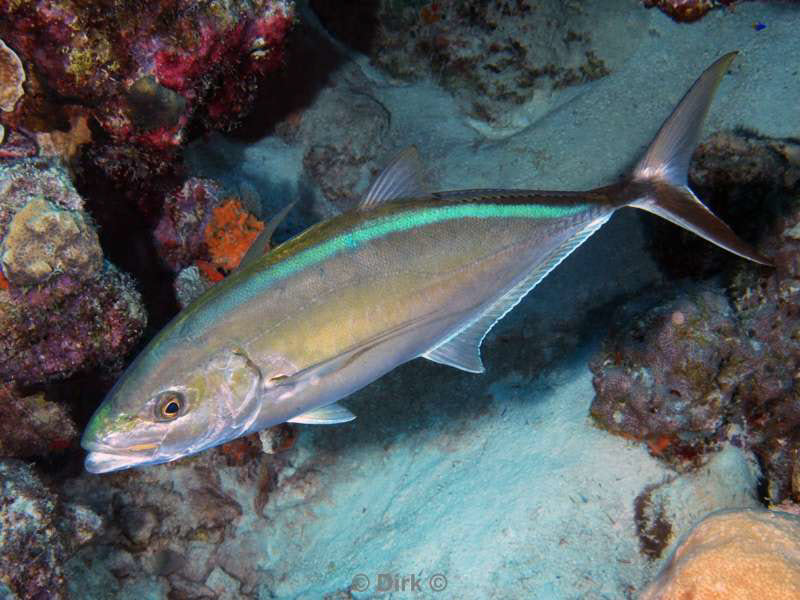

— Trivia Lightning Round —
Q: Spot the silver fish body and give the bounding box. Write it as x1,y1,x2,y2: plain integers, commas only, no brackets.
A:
82,53,769,473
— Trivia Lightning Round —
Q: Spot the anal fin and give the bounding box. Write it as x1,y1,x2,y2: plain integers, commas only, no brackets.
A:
423,212,611,373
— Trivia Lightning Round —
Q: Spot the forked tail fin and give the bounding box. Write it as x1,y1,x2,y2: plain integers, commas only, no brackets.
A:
627,52,772,265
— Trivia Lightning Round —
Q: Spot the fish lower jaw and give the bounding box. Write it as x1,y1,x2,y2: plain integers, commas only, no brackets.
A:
83,441,164,474
84,450,150,474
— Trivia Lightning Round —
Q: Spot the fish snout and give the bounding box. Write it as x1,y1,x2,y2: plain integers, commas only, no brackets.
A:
82,430,161,474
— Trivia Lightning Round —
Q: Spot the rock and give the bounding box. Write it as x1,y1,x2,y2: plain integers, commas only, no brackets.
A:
311,0,632,133
592,132,800,502
590,288,750,468
300,85,391,211
118,505,159,547
0,384,78,459
640,508,800,599
0,460,102,600
205,566,243,600
0,158,85,235
174,265,213,309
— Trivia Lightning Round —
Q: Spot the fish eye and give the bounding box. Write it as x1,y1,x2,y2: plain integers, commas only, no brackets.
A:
156,391,186,421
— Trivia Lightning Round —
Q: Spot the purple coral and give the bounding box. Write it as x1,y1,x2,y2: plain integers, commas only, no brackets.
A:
0,158,146,385
591,131,800,502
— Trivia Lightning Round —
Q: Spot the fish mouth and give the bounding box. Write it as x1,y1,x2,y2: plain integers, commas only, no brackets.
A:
83,441,159,474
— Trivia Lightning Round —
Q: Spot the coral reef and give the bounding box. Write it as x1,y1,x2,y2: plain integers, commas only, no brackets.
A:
640,509,800,599
0,0,294,182
0,157,85,228
311,0,613,127
1,197,103,287
154,177,266,283
0,264,146,384
0,460,102,600
592,132,800,501
0,384,78,458
0,158,146,384
730,199,800,504
153,177,229,273
590,288,749,469
0,4,796,598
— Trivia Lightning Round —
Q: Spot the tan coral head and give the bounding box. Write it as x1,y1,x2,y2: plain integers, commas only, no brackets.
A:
0,38,25,113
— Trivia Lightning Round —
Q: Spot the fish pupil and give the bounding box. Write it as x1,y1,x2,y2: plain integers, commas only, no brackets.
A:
165,401,179,415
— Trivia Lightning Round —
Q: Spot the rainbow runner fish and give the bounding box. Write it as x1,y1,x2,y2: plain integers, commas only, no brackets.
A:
82,53,769,473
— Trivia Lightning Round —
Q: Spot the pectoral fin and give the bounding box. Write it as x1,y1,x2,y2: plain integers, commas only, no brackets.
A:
288,402,356,425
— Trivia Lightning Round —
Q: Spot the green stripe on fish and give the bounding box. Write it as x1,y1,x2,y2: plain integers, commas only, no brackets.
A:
228,201,589,308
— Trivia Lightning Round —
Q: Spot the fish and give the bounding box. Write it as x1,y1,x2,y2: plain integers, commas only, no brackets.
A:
82,53,770,473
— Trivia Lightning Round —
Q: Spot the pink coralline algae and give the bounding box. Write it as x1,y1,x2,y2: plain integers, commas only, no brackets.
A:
591,132,800,503
0,266,146,384
0,158,146,385
0,0,294,180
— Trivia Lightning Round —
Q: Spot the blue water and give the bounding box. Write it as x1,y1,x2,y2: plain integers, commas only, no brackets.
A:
4,1,800,599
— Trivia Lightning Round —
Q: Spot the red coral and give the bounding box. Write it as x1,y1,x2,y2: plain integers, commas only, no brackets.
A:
0,1,294,180
203,198,265,273
152,178,265,281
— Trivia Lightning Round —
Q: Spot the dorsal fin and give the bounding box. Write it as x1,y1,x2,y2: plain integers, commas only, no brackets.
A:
358,146,429,210
235,200,297,272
